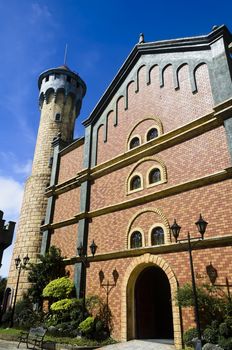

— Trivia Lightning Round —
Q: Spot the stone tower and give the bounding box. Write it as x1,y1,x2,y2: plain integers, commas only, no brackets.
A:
7,65,86,298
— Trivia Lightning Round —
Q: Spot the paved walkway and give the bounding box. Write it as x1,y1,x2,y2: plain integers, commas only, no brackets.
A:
99,339,175,350
0,338,175,350
0,339,26,349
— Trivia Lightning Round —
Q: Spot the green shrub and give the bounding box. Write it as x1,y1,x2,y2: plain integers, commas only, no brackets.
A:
219,322,230,337
183,328,198,347
218,336,232,350
44,297,87,331
203,327,218,344
79,316,95,338
42,277,74,300
50,298,74,312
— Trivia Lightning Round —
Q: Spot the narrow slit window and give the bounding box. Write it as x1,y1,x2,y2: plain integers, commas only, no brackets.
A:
55,113,61,122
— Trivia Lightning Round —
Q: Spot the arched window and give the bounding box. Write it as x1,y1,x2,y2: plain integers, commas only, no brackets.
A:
147,128,158,141
130,175,141,191
149,168,161,184
151,227,164,245
130,231,142,248
129,137,140,149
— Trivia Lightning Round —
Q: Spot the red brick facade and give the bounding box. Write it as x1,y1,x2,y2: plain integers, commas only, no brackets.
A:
42,27,232,348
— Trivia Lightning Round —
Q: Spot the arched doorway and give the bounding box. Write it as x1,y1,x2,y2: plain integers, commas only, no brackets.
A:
135,266,173,339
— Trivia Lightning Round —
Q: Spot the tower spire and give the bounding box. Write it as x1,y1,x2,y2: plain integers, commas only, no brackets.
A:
64,44,68,66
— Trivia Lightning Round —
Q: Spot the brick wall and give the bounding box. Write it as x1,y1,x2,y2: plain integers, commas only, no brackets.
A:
90,126,230,211
58,143,84,184
53,187,80,223
51,223,78,258
85,245,232,340
96,63,214,165
87,180,232,254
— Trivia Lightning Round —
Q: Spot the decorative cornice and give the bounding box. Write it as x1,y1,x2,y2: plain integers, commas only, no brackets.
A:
41,167,232,231
83,25,232,127
63,234,232,265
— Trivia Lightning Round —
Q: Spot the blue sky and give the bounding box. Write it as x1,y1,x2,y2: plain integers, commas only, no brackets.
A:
0,0,231,276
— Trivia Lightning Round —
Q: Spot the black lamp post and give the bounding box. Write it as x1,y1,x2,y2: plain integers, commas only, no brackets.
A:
10,254,30,328
77,240,97,313
170,214,208,350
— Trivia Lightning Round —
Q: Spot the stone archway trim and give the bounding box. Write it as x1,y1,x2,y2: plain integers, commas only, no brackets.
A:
120,253,182,349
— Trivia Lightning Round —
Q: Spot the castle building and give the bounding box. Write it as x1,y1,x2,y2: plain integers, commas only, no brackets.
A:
8,25,232,348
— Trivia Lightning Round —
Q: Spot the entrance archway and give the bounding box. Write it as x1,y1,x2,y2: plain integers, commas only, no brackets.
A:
121,254,182,349
135,266,173,339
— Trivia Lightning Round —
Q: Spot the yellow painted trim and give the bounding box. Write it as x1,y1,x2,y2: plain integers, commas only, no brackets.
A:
126,116,163,150
49,105,232,196
120,254,182,348
64,234,232,265
43,168,232,231
125,207,170,249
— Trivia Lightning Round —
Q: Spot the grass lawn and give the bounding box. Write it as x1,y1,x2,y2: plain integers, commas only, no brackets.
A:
0,328,116,347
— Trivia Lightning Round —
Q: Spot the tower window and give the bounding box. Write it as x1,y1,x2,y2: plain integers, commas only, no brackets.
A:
130,231,142,248
45,76,49,82
151,227,164,245
54,73,60,79
55,113,61,122
67,76,71,83
130,175,141,191
147,127,158,141
149,168,161,184
129,137,140,149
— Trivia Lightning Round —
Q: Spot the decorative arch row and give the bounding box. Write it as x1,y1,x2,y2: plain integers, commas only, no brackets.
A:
39,88,78,109
92,61,209,166
127,157,167,194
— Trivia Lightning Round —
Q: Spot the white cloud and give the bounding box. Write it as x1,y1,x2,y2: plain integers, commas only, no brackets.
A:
13,159,32,177
0,176,24,221
30,2,58,29
0,151,32,178
0,176,24,277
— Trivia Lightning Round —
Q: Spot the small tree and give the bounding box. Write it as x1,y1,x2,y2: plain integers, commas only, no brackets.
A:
42,277,74,301
27,246,67,306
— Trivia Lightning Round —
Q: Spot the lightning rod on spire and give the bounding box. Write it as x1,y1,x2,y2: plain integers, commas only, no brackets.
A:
64,44,68,66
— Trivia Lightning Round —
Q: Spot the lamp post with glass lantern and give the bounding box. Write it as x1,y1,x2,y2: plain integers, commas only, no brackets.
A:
170,214,208,350
10,254,30,328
